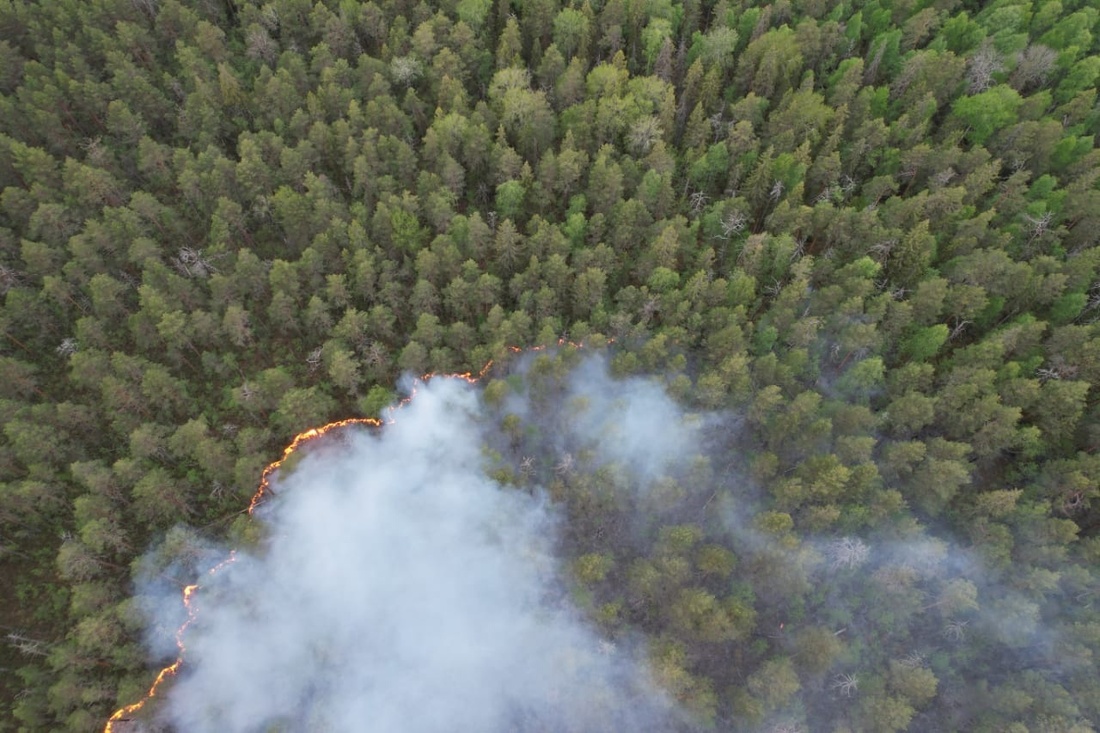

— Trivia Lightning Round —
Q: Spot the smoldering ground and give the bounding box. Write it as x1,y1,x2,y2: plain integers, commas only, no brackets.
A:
136,364,691,733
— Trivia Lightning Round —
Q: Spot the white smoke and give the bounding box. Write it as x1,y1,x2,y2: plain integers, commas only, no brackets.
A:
563,357,709,480
131,353,1089,733
145,370,684,732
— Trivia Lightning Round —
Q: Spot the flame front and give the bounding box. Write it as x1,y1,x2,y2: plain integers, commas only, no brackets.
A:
246,417,383,515
103,556,233,732
102,343,589,731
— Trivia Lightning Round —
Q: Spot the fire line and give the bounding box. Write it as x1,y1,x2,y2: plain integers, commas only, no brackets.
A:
102,343,590,731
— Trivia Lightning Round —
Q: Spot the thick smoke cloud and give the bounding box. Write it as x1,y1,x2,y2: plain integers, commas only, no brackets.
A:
141,366,685,733
132,352,1082,733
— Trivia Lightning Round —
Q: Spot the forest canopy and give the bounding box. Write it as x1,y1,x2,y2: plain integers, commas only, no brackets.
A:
1,0,1100,730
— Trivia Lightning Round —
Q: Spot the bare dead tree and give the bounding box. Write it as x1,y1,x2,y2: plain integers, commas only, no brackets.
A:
897,651,926,669
628,116,663,155
1060,490,1087,516
6,632,49,657
258,3,280,31
689,190,709,215
967,40,1003,93
769,180,785,202
306,347,323,373
716,210,747,240
831,672,859,698
654,37,674,82
1036,356,1079,382
130,0,158,21
56,337,78,357
554,452,575,476
1010,44,1057,92
949,319,972,341
826,537,870,570
0,264,23,295
709,112,726,143
1085,282,1100,313
868,239,897,261
931,168,957,188
769,723,805,733
362,341,388,367
245,25,279,64
390,56,421,87
864,37,886,84
1023,211,1053,246
209,480,229,500
116,270,140,290
172,247,218,278
519,456,535,479
80,136,109,168
943,619,968,642
1006,152,1032,175
791,237,807,260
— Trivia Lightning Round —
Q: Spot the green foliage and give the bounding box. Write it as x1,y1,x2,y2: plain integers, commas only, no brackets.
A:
901,325,950,362
456,0,492,29
495,179,527,222
358,385,395,418
952,85,1024,144
2,0,1099,729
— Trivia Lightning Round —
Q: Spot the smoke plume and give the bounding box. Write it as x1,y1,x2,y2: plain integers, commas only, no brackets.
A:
131,352,1085,733
140,364,685,732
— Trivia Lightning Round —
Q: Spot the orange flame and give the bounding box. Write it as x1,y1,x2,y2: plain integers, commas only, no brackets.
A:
103,342,594,731
103,554,235,732
246,417,382,515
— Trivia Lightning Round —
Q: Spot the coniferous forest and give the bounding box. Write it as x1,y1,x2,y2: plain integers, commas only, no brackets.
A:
2,0,1100,730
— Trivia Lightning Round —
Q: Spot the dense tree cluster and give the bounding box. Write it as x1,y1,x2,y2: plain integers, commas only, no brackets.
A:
488,350,1099,731
0,0,1098,729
